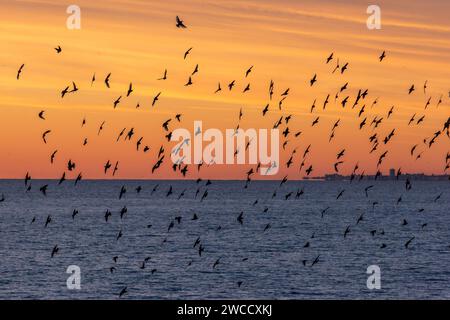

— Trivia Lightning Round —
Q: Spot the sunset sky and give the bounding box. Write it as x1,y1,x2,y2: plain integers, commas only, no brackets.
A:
0,0,449,179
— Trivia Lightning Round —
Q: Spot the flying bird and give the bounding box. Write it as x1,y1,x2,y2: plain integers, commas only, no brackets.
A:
51,245,59,258
126,83,133,97
119,287,128,298
405,237,415,249
42,130,51,144
16,64,24,80
214,82,221,93
104,73,111,88
61,86,69,98
185,76,193,86
152,92,161,106
70,81,78,93
310,74,317,86
113,96,122,108
176,16,187,28
158,69,167,80
245,66,253,77
184,47,192,59
341,62,349,74
192,64,199,76
326,52,333,64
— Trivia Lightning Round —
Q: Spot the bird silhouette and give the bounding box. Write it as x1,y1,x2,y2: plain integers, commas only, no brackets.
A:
70,81,78,93
51,245,59,258
104,73,111,88
213,258,221,269
185,77,193,86
326,52,333,64
113,96,121,108
126,83,133,97
16,64,24,80
214,82,222,93
184,47,192,59
405,237,415,249
158,69,167,80
104,210,112,222
176,16,187,28
152,92,161,106
118,287,128,298
42,130,51,144
311,255,320,267
310,74,317,86
192,64,199,76
237,212,243,225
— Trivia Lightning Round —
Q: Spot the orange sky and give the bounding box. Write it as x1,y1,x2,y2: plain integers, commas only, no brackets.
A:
0,0,449,180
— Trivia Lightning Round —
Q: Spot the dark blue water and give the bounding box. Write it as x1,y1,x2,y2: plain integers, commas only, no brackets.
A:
0,180,448,299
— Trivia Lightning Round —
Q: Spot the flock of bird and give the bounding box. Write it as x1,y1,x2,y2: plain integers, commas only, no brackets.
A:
3,15,450,298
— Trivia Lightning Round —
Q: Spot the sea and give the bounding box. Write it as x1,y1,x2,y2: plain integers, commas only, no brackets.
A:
0,179,448,299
